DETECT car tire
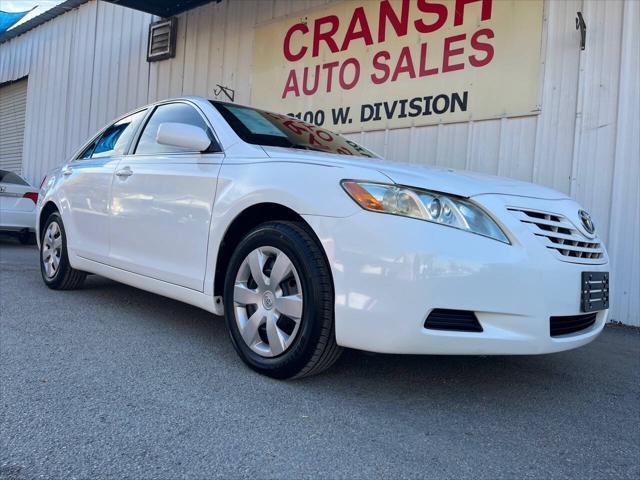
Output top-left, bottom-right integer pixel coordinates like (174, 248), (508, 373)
(40, 212), (86, 290)
(223, 221), (342, 379)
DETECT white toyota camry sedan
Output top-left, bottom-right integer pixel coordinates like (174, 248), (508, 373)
(36, 97), (610, 379)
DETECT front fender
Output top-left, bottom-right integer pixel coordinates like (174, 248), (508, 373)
(202, 159), (390, 304)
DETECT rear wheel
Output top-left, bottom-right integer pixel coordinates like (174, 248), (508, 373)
(223, 221), (342, 379)
(40, 212), (86, 290)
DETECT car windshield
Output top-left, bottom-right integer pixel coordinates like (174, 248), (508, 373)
(211, 101), (376, 158)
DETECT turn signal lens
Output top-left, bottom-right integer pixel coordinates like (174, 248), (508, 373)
(342, 181), (384, 211)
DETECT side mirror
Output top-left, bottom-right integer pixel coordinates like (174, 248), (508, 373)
(156, 122), (212, 152)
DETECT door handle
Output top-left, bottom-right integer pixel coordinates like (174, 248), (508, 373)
(115, 167), (133, 178)
(62, 166), (73, 176)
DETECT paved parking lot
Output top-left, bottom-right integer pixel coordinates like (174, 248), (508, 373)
(1, 238), (639, 479)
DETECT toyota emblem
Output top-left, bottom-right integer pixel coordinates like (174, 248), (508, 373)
(579, 210), (595, 235)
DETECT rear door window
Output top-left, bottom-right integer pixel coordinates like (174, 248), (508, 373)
(77, 110), (146, 160)
(78, 137), (99, 160)
(92, 110), (147, 158)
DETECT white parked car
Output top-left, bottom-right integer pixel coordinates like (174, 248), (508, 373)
(0, 169), (38, 244)
(36, 97), (610, 379)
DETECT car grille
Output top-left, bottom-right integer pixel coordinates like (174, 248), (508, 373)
(424, 309), (483, 332)
(550, 313), (597, 337)
(508, 208), (605, 264)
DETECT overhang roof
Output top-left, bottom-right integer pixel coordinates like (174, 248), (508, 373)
(104, 0), (218, 17)
(0, 0), (89, 44)
(0, 0), (221, 44)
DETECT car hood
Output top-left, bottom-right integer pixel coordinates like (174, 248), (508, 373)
(261, 147), (569, 200)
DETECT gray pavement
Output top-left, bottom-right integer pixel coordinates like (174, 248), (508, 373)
(1, 237), (639, 479)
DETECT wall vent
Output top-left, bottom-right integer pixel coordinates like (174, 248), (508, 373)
(147, 18), (177, 62)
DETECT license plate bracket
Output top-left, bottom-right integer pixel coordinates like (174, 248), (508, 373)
(581, 272), (609, 312)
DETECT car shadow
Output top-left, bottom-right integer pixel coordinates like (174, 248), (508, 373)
(74, 273), (617, 405)
(0, 234), (34, 246)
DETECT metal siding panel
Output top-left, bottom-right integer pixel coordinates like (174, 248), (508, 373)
(65, 2), (98, 154)
(118, 6), (151, 113)
(89, 2), (150, 129)
(435, 122), (471, 169)
(273, 0), (296, 18)
(607, 0), (640, 325)
(170, 11), (188, 97)
(384, 128), (412, 164)
(27, 25), (53, 183)
(205, 2), (228, 102)
(40, 18), (67, 182)
(232, 0), (258, 104)
(54, 15), (74, 167)
(147, 9), (185, 102)
(571, 1), (623, 244)
(116, 7), (133, 116)
(18, 32), (40, 183)
(135, 12), (151, 107)
(0, 26), (32, 82)
(468, 120), (501, 174)
(181, 8), (199, 95)
(256, 0), (276, 24)
(220, 0), (253, 104)
(90, 0), (110, 132)
(355, 130), (389, 159)
(408, 125), (440, 166)
(498, 116), (537, 182)
(532, 0), (581, 193)
(187, 2), (215, 97)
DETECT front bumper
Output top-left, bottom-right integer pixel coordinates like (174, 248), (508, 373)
(303, 195), (609, 355)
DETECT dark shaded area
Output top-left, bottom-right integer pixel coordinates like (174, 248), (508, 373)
(104, 0), (219, 17)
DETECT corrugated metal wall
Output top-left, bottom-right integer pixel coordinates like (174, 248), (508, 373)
(0, 78), (28, 173)
(0, 0), (637, 324)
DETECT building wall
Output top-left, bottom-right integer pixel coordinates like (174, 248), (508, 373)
(0, 0), (638, 324)
(0, 78), (28, 173)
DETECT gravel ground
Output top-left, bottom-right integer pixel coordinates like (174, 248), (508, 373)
(1, 238), (639, 479)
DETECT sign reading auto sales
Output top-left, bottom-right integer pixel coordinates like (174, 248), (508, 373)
(251, 0), (543, 133)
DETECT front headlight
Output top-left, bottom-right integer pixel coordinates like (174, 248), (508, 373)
(341, 180), (509, 244)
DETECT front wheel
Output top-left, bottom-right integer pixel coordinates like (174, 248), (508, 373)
(223, 221), (342, 379)
(40, 212), (86, 290)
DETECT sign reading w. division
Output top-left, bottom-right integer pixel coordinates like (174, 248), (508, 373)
(251, 0), (543, 133)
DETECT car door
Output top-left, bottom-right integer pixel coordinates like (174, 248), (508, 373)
(60, 110), (146, 263)
(108, 101), (223, 291)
